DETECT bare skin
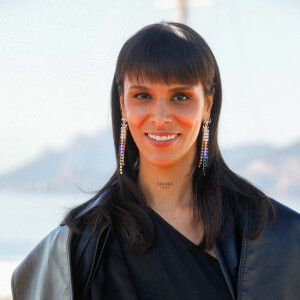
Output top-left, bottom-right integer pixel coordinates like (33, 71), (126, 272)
(120, 76), (216, 258)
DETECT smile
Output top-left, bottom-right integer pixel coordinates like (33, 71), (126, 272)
(147, 133), (179, 141)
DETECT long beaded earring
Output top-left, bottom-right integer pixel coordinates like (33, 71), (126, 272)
(198, 118), (211, 176)
(119, 117), (128, 175)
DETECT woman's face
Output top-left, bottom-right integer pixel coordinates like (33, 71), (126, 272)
(119, 76), (214, 167)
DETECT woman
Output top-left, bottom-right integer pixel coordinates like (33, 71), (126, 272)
(12, 22), (299, 300)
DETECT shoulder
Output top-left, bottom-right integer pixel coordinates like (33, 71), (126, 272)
(239, 195), (300, 237)
(239, 199), (300, 298)
(245, 197), (299, 268)
(262, 198), (300, 253)
(268, 198), (300, 233)
(247, 198), (300, 246)
(11, 225), (72, 300)
(11, 190), (113, 300)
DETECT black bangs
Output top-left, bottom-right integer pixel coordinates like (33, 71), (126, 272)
(115, 23), (216, 92)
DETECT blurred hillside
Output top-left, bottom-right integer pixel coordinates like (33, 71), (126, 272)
(0, 130), (299, 200)
(222, 143), (300, 199)
(0, 130), (116, 193)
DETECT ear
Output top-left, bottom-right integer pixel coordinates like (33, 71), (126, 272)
(118, 87), (127, 119)
(203, 88), (214, 121)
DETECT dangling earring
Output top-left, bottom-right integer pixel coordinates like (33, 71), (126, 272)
(119, 117), (128, 175)
(198, 118), (211, 176)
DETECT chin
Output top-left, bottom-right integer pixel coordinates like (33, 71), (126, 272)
(145, 156), (180, 168)
(152, 161), (175, 168)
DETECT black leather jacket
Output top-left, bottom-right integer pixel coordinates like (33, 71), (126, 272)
(71, 197), (300, 300)
(12, 195), (300, 300)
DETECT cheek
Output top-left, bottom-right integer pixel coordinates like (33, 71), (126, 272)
(173, 103), (203, 129)
(125, 101), (149, 129)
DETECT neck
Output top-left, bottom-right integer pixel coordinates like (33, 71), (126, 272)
(137, 153), (195, 212)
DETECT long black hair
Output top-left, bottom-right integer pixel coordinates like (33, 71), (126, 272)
(64, 22), (275, 252)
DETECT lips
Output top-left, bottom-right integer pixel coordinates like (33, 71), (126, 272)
(145, 132), (180, 147)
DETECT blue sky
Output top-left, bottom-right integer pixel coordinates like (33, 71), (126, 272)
(1, 0), (299, 175)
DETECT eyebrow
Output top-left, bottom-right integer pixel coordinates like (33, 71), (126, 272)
(128, 85), (195, 92)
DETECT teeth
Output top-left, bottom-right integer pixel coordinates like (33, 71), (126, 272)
(147, 133), (178, 141)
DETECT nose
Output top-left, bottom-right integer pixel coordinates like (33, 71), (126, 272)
(149, 98), (172, 127)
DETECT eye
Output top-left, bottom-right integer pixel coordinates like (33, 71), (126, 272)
(133, 93), (152, 100)
(172, 93), (190, 102)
